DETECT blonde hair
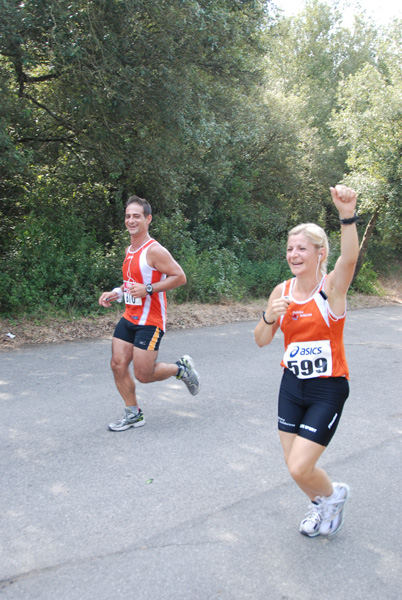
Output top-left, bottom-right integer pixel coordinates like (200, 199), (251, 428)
(288, 223), (329, 276)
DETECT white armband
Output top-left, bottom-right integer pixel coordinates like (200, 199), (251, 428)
(112, 287), (123, 303)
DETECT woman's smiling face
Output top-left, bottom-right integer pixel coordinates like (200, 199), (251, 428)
(286, 233), (321, 277)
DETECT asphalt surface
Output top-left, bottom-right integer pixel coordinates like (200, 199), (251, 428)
(1, 305), (401, 600)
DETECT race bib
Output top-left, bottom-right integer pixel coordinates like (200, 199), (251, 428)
(283, 340), (332, 379)
(123, 281), (142, 306)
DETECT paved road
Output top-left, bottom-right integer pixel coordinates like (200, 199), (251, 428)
(1, 305), (401, 600)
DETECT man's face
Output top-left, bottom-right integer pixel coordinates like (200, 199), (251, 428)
(125, 203), (152, 237)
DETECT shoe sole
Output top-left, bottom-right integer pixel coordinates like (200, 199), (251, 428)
(180, 355), (201, 396)
(299, 528), (321, 538)
(108, 419), (146, 432)
(187, 379), (201, 396)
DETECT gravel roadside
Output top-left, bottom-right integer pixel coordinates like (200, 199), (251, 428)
(1, 286), (401, 350)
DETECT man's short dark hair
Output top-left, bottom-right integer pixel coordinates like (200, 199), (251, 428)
(126, 195), (152, 217)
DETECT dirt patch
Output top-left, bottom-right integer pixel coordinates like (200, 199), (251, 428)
(0, 301), (265, 349)
(1, 281), (401, 350)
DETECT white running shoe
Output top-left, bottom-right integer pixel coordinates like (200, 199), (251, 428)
(299, 497), (326, 537)
(319, 482), (351, 536)
(108, 408), (145, 431)
(175, 355), (201, 396)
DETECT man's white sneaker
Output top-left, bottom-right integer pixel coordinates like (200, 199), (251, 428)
(108, 408), (145, 431)
(176, 355), (201, 396)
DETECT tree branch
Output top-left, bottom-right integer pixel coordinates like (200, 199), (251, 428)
(24, 73), (59, 84)
(353, 208), (379, 281)
(16, 136), (78, 145)
(22, 92), (78, 134)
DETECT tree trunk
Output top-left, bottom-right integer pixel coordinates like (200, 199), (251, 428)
(353, 209), (380, 281)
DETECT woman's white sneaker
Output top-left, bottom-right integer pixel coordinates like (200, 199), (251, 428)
(299, 497), (326, 537)
(319, 482), (350, 536)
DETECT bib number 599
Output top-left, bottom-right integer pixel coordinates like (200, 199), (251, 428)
(287, 357), (328, 378)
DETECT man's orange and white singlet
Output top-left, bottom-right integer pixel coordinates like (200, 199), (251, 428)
(122, 239), (167, 332)
(279, 276), (349, 380)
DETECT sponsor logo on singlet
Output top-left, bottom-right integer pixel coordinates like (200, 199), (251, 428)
(292, 310), (313, 319)
(289, 344), (323, 357)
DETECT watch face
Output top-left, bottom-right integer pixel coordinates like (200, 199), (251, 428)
(146, 284), (153, 294)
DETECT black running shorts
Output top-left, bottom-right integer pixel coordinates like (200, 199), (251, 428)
(278, 368), (349, 447)
(113, 317), (164, 351)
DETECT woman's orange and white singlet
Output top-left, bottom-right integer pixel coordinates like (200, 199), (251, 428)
(122, 239), (167, 332)
(279, 276), (349, 380)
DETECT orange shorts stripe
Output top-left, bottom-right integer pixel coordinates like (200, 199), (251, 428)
(148, 327), (161, 351)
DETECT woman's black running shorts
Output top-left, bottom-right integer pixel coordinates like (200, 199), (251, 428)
(278, 368), (349, 447)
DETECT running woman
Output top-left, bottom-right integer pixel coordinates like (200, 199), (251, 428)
(99, 195), (200, 432)
(254, 185), (359, 537)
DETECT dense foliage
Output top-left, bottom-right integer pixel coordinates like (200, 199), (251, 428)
(1, 0), (401, 315)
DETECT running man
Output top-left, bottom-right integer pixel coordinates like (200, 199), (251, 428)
(99, 195), (200, 431)
(254, 185), (359, 537)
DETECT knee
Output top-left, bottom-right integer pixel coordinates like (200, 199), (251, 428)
(111, 357), (128, 378)
(287, 458), (312, 483)
(134, 367), (153, 384)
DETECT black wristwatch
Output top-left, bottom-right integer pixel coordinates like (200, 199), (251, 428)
(145, 284), (154, 296)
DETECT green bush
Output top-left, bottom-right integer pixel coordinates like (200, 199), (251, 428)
(151, 210), (195, 258)
(153, 211), (247, 303)
(0, 212), (123, 315)
(1, 194), (391, 318)
(0, 204), (252, 313)
(171, 245), (245, 303)
(351, 261), (382, 295)
(327, 231), (341, 272)
(238, 258), (290, 298)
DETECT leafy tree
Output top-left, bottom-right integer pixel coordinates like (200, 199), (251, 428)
(1, 0), (401, 315)
(264, 0), (379, 224)
(0, 0), (274, 313)
(331, 41), (402, 277)
(0, 0), (270, 215)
